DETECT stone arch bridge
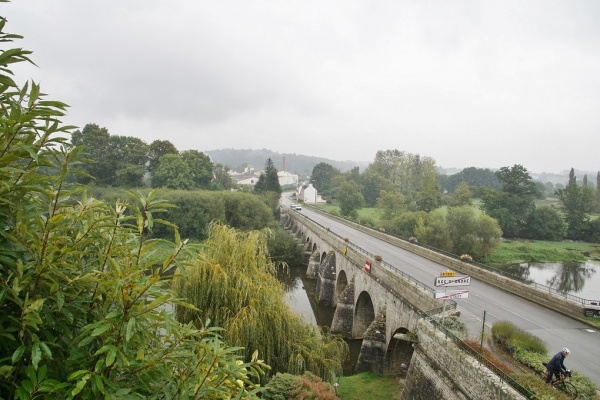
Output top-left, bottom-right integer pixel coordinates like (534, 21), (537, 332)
(282, 211), (527, 400)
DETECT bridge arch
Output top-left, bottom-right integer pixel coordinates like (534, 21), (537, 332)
(336, 270), (348, 303)
(385, 327), (415, 375)
(353, 291), (375, 338)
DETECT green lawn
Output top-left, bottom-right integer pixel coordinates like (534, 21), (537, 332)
(337, 373), (402, 400)
(482, 239), (600, 265)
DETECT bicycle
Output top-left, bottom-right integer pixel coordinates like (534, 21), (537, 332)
(541, 362), (578, 399)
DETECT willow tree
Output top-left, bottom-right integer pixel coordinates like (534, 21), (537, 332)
(174, 223), (348, 380)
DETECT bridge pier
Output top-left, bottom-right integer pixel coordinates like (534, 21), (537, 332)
(331, 279), (355, 337)
(306, 250), (320, 279)
(316, 251), (336, 306)
(355, 310), (387, 374)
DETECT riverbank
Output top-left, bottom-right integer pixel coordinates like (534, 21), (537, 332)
(481, 239), (600, 266)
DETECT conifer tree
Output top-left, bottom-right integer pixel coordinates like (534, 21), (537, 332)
(254, 157), (282, 194)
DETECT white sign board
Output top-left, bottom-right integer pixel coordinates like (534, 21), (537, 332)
(434, 275), (471, 287)
(434, 291), (470, 300)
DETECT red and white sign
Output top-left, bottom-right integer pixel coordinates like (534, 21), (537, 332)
(434, 291), (469, 300)
(364, 260), (371, 273)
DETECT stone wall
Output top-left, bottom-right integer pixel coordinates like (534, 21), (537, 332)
(402, 319), (527, 400)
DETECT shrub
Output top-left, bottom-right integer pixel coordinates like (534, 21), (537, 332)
(263, 373), (303, 400)
(460, 254), (473, 261)
(491, 321), (547, 355)
(267, 227), (305, 268)
(263, 372), (337, 400)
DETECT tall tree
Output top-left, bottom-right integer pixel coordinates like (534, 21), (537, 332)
(337, 180), (365, 216)
(181, 149), (214, 189)
(108, 135), (148, 187)
(376, 190), (407, 220)
(254, 158), (281, 194)
(148, 139), (178, 173)
(448, 181), (473, 207)
(212, 163), (234, 190)
(480, 164), (539, 237)
(367, 149), (440, 211)
(70, 123), (113, 184)
(361, 169), (394, 207)
(416, 159), (442, 211)
(556, 168), (594, 239)
(151, 154), (194, 189)
(310, 162), (340, 196)
(446, 206), (502, 258)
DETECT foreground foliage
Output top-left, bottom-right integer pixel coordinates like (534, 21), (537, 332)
(0, 18), (266, 399)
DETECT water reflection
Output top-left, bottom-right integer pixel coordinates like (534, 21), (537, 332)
(277, 265), (317, 324)
(508, 260), (600, 300)
(277, 265), (360, 375)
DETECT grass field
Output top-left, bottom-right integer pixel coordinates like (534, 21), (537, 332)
(337, 373), (402, 400)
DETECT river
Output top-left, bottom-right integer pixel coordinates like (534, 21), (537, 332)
(504, 260), (600, 301)
(277, 265), (362, 375)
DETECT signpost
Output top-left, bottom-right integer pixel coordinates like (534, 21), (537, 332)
(435, 271), (470, 328)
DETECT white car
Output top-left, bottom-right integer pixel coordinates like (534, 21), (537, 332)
(290, 204), (302, 210)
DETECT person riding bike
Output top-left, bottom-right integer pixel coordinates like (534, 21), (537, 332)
(546, 347), (570, 384)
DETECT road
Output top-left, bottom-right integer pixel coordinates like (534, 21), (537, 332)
(284, 198), (600, 386)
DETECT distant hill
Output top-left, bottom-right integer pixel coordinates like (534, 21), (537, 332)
(205, 148), (370, 177)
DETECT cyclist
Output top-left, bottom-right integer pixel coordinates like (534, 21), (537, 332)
(546, 347), (570, 384)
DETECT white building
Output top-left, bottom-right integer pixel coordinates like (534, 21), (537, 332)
(278, 171), (298, 188)
(302, 184), (319, 204)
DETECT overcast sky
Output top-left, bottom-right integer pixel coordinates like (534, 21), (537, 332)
(4, 1), (600, 173)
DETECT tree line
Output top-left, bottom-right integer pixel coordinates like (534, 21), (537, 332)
(71, 123), (234, 190)
(311, 151), (600, 258)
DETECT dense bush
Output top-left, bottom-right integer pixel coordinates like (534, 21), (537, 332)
(491, 321), (547, 355)
(263, 372), (337, 400)
(267, 226), (305, 268)
(87, 188), (277, 241)
(523, 206), (567, 241)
